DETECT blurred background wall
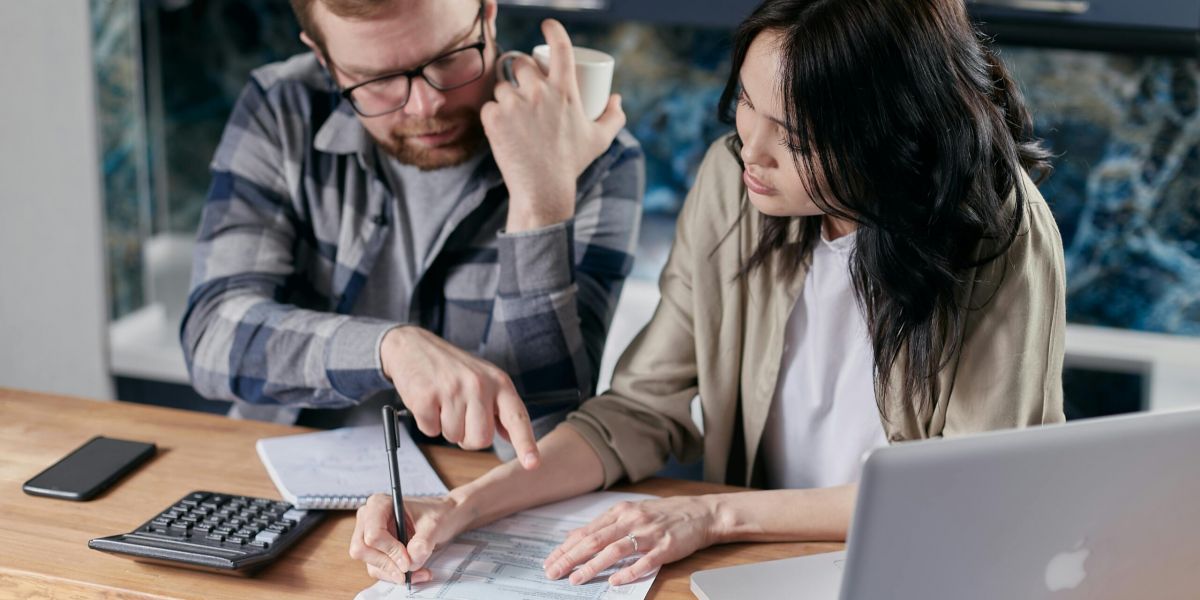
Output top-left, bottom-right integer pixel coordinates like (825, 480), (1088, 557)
(0, 1), (112, 400)
(6, 0), (1198, 419)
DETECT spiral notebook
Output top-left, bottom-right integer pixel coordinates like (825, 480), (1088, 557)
(256, 425), (449, 509)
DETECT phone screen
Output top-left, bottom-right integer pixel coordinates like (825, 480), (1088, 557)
(23, 436), (156, 500)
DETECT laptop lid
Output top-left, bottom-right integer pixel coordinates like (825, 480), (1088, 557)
(840, 408), (1200, 599)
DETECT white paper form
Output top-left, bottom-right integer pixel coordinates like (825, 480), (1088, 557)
(356, 491), (661, 600)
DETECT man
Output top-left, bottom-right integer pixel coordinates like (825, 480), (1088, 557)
(180, 0), (643, 468)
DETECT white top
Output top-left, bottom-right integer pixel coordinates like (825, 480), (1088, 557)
(760, 231), (888, 490)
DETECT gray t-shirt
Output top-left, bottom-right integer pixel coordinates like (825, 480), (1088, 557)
(353, 151), (487, 322)
(305, 151), (486, 429)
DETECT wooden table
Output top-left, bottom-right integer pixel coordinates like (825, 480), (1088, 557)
(0, 388), (842, 599)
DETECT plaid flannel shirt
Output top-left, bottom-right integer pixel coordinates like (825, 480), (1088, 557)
(181, 53), (644, 417)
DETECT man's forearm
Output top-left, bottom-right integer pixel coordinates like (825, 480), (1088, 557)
(485, 218), (595, 400)
(449, 425), (605, 531)
(183, 285), (396, 407)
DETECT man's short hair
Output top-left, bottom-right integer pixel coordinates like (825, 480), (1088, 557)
(289, 0), (395, 52)
(290, 0), (483, 55)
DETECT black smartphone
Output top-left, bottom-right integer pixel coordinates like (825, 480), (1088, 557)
(23, 436), (156, 501)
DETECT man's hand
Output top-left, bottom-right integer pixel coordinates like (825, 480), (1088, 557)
(482, 19), (627, 232)
(380, 326), (540, 469)
(349, 493), (472, 584)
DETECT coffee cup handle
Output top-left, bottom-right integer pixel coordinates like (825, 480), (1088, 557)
(496, 51), (540, 87)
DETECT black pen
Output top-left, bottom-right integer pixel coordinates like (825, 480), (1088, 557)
(382, 406), (411, 594)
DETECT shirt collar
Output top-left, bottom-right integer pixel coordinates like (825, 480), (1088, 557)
(314, 99), (374, 157)
(819, 229), (857, 257)
(313, 98), (505, 191)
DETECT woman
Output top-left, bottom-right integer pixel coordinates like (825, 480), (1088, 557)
(350, 0), (1066, 587)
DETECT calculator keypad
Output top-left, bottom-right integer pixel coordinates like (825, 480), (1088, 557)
(137, 492), (300, 552)
(90, 490), (324, 574)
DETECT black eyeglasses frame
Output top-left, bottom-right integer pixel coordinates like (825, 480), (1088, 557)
(334, 4), (489, 118)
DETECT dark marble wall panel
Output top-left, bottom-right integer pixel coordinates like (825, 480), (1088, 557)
(92, 0), (151, 319)
(153, 0), (304, 231)
(1002, 49), (1200, 336)
(93, 1), (1200, 338)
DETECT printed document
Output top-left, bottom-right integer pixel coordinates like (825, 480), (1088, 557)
(356, 491), (660, 600)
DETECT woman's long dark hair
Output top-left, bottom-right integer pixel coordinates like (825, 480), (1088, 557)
(720, 0), (1052, 419)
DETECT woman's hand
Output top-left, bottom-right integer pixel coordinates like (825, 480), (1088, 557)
(542, 495), (722, 586)
(348, 493), (475, 584)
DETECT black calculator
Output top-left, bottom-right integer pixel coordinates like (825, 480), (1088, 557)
(89, 491), (324, 575)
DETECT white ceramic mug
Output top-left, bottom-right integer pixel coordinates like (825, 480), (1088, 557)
(497, 47), (615, 121)
(532, 45), (614, 121)
(498, 46), (614, 120)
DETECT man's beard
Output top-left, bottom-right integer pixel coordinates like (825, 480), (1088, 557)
(372, 108), (486, 170)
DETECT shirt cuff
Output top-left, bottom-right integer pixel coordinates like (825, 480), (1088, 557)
(324, 317), (399, 401)
(496, 219), (575, 297)
(561, 416), (628, 489)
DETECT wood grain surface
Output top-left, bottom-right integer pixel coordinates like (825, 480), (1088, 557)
(0, 388), (841, 599)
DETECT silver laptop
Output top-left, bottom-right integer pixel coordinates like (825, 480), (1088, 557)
(691, 408), (1200, 599)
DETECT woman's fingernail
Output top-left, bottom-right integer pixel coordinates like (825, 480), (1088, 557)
(522, 452), (539, 468)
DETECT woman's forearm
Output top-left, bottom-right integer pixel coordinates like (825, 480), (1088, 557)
(450, 424), (606, 531)
(707, 484), (858, 544)
(447, 426), (855, 547)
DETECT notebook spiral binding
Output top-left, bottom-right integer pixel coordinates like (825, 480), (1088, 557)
(295, 492), (441, 509)
(296, 495), (370, 510)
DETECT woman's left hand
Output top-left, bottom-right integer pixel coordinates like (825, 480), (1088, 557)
(542, 495), (721, 586)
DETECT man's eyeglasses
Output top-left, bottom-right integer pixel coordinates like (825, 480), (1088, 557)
(336, 5), (488, 118)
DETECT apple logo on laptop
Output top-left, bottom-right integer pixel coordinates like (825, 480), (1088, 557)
(1045, 541), (1090, 592)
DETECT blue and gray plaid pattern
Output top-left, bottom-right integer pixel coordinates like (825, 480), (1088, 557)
(181, 53), (644, 415)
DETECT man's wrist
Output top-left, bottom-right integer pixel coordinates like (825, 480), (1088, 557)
(505, 188), (575, 232)
(379, 325), (418, 381)
(506, 211), (568, 232)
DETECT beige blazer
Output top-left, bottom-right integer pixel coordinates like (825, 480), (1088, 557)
(564, 136), (1067, 488)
